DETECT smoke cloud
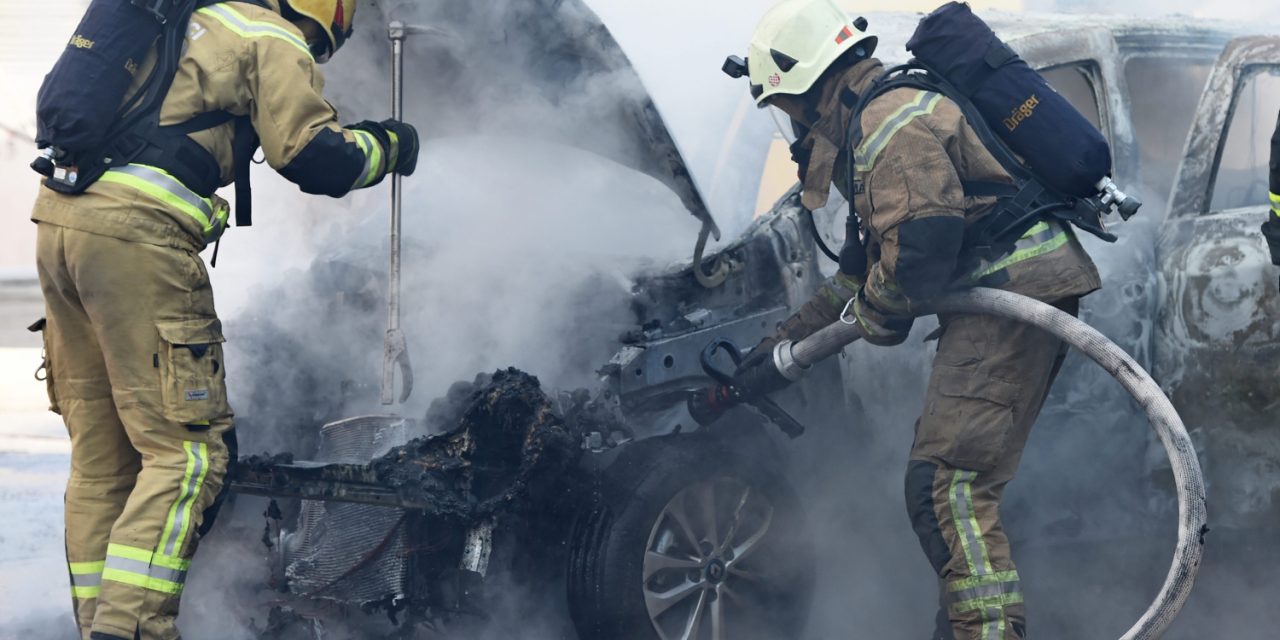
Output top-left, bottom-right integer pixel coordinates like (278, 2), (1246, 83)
(195, 0), (1280, 638)
(10, 0), (1278, 638)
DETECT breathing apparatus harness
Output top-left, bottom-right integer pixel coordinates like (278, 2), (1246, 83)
(835, 62), (1138, 278)
(33, 0), (270, 235)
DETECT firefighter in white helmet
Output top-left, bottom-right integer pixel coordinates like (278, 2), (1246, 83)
(727, 1), (1101, 638)
(30, 1), (419, 638)
(1263, 109), (1280, 283)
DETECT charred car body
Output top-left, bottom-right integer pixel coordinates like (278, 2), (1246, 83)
(226, 3), (1279, 639)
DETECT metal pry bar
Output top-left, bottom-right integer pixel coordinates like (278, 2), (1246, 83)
(381, 21), (452, 405)
(382, 21), (413, 405)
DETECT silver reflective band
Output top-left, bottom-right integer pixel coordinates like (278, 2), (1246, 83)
(104, 555), (188, 586)
(952, 470), (989, 576)
(949, 579), (1021, 605)
(70, 572), (102, 588)
(163, 441), (208, 556)
(984, 607), (1004, 640)
(108, 165), (215, 224)
(856, 91), (944, 172)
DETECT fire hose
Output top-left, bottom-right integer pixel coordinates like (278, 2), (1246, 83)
(687, 287), (1205, 640)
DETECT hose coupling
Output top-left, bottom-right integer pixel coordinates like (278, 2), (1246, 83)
(772, 339), (810, 382)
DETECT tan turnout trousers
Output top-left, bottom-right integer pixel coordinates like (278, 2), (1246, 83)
(35, 223), (233, 640)
(906, 298), (1077, 640)
(779, 58), (1103, 640)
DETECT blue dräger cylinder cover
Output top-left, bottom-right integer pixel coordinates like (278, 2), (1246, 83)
(906, 2), (1112, 198)
(35, 0), (166, 154)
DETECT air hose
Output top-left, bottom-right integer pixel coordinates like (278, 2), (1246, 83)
(692, 287), (1205, 639)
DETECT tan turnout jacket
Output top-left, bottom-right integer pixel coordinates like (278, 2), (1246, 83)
(32, 0), (389, 250)
(776, 59), (1101, 341)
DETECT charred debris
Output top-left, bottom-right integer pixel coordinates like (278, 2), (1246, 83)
(230, 369), (633, 629)
(235, 368), (622, 520)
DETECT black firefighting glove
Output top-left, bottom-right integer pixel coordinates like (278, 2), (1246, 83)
(1263, 205), (1280, 287)
(381, 119), (419, 176)
(349, 119), (420, 177)
(1259, 209), (1280, 267)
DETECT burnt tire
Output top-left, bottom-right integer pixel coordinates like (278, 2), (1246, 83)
(568, 433), (814, 640)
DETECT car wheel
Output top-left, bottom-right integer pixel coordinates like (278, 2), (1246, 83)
(568, 433), (814, 640)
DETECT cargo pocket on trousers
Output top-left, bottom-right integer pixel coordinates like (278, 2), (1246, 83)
(929, 366), (1020, 472)
(155, 318), (230, 425)
(28, 318), (60, 415)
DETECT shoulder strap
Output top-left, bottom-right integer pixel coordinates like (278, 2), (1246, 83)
(165, 110), (237, 135)
(840, 66), (940, 231)
(962, 181), (1018, 198)
(196, 0), (272, 8)
(232, 116), (260, 227)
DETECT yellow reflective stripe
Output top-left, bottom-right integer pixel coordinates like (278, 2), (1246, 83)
(159, 442), (210, 558)
(855, 91), (944, 172)
(102, 545), (186, 593)
(351, 129), (384, 188)
(69, 560), (105, 574)
(101, 567), (184, 595)
(198, 4), (312, 59)
(948, 570), (1020, 592)
(952, 591), (1025, 613)
(103, 544), (189, 595)
(69, 559), (104, 599)
(967, 223), (1069, 283)
(1021, 221), (1050, 237)
(1270, 192), (1280, 216)
(980, 604), (1009, 640)
(949, 470), (994, 577)
(99, 168), (211, 229)
(106, 543), (152, 563)
(387, 130), (400, 173)
(106, 544), (191, 571)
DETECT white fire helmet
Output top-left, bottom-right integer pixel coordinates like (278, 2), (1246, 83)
(744, 0), (877, 105)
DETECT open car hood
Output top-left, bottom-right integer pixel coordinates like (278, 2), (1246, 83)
(361, 0), (719, 241)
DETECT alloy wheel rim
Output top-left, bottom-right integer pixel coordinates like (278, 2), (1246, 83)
(642, 476), (777, 640)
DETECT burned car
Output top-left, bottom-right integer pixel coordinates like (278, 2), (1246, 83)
(222, 4), (1277, 640)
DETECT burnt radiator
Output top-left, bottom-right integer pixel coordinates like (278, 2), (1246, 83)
(282, 415), (413, 605)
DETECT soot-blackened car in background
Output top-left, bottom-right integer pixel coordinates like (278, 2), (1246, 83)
(223, 5), (1278, 639)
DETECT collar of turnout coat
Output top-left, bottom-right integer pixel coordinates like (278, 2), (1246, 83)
(794, 59), (884, 211)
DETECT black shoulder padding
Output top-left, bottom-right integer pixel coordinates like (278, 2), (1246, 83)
(895, 215), (966, 300)
(279, 128), (365, 197)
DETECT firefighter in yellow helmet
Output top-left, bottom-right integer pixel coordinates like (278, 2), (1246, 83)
(29, 1), (418, 638)
(729, 1), (1101, 638)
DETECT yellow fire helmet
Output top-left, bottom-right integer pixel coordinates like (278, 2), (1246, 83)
(743, 0), (877, 105)
(284, 0), (357, 62)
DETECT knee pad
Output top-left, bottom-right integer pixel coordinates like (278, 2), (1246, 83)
(905, 460), (952, 575)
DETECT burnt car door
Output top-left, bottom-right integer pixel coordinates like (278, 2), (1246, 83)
(1157, 35), (1280, 530)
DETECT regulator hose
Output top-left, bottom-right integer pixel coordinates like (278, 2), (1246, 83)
(785, 287), (1205, 640)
